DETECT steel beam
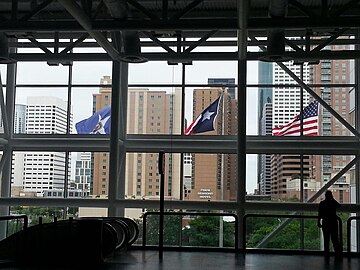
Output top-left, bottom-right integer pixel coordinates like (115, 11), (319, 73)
(0, 197), (358, 215)
(11, 50), (360, 62)
(5, 135), (360, 155)
(58, 0), (123, 62)
(2, 17), (360, 32)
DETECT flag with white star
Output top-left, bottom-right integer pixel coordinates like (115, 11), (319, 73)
(184, 95), (222, 135)
(76, 106), (111, 134)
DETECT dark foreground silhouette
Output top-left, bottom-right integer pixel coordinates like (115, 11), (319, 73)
(0, 217), (139, 266)
(318, 190), (342, 254)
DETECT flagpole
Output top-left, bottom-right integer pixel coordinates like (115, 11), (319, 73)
(299, 63), (305, 250)
(219, 90), (224, 248)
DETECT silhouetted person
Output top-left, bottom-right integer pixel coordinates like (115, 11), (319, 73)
(317, 190), (341, 255)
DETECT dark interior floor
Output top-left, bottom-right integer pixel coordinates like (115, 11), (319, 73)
(1, 250), (359, 270)
(102, 250), (359, 270)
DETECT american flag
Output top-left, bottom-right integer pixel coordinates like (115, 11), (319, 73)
(272, 100), (319, 136)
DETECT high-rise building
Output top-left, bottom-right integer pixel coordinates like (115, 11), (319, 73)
(92, 76), (182, 199)
(11, 104), (27, 196)
(187, 88), (237, 201)
(311, 45), (352, 203)
(22, 96), (71, 196)
(183, 153), (192, 199)
(14, 104), (26, 134)
(91, 76), (111, 196)
(74, 152), (91, 197)
(257, 61), (273, 195)
(259, 102), (272, 195)
(271, 62), (312, 199)
(208, 78), (236, 99)
(258, 62), (273, 120)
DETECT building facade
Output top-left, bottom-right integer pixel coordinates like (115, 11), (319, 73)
(22, 96), (71, 196)
(92, 76), (182, 199)
(187, 88), (237, 201)
(311, 45), (352, 203)
(259, 102), (272, 195)
(271, 62), (312, 199)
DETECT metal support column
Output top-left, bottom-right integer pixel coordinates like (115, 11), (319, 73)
(158, 150), (165, 260)
(0, 39), (17, 239)
(355, 29), (360, 252)
(237, 0), (248, 250)
(108, 60), (128, 217)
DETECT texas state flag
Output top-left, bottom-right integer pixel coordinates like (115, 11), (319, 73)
(184, 95), (222, 135)
(76, 106), (111, 134)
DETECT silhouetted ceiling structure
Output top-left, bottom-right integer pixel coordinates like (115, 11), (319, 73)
(1, 0), (360, 63)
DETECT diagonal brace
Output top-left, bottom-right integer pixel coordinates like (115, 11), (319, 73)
(278, 62), (360, 138)
(184, 30), (217, 53)
(256, 157), (358, 248)
(142, 31), (175, 54)
(312, 28), (349, 52)
(170, 0), (204, 21)
(21, 0), (54, 21)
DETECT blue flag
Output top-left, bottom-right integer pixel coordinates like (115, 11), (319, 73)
(76, 106), (111, 134)
(184, 95), (222, 135)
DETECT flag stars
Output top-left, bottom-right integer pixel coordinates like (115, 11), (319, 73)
(201, 110), (215, 122)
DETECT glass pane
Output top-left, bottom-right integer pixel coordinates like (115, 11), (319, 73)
(129, 61), (182, 84)
(143, 211), (236, 249)
(10, 206), (67, 226)
(127, 88), (181, 135)
(12, 151), (67, 198)
(245, 213), (321, 251)
(71, 86), (110, 135)
(17, 62), (68, 84)
(125, 152), (180, 200)
(15, 88), (69, 134)
(71, 151), (109, 198)
(72, 61), (111, 84)
(255, 153), (353, 203)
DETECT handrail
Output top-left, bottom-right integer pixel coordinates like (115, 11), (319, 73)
(243, 213), (342, 251)
(0, 215), (28, 231)
(142, 211), (238, 251)
(346, 216), (360, 253)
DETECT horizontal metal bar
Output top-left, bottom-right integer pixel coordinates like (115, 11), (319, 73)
(10, 38), (360, 50)
(5, 135), (360, 155)
(0, 197), (359, 213)
(11, 49), (360, 62)
(2, 17), (360, 31)
(12, 83), (356, 88)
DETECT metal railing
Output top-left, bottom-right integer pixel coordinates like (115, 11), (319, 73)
(346, 216), (360, 253)
(142, 211), (239, 251)
(243, 213), (343, 251)
(0, 215), (28, 231)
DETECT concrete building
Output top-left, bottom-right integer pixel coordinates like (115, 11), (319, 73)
(14, 104), (26, 134)
(11, 104), (27, 195)
(271, 62), (312, 199)
(208, 78), (236, 99)
(187, 88), (237, 201)
(257, 62), (273, 195)
(259, 103), (272, 195)
(183, 153), (192, 199)
(92, 76), (182, 199)
(73, 152), (91, 197)
(22, 96), (70, 196)
(311, 48), (352, 203)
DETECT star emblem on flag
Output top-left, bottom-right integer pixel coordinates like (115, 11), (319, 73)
(91, 115), (111, 134)
(76, 106), (111, 134)
(184, 95), (222, 135)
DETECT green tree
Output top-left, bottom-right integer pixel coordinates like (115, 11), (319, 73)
(144, 213), (182, 246)
(183, 216), (235, 247)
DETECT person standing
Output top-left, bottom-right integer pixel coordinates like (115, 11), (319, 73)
(317, 190), (342, 255)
